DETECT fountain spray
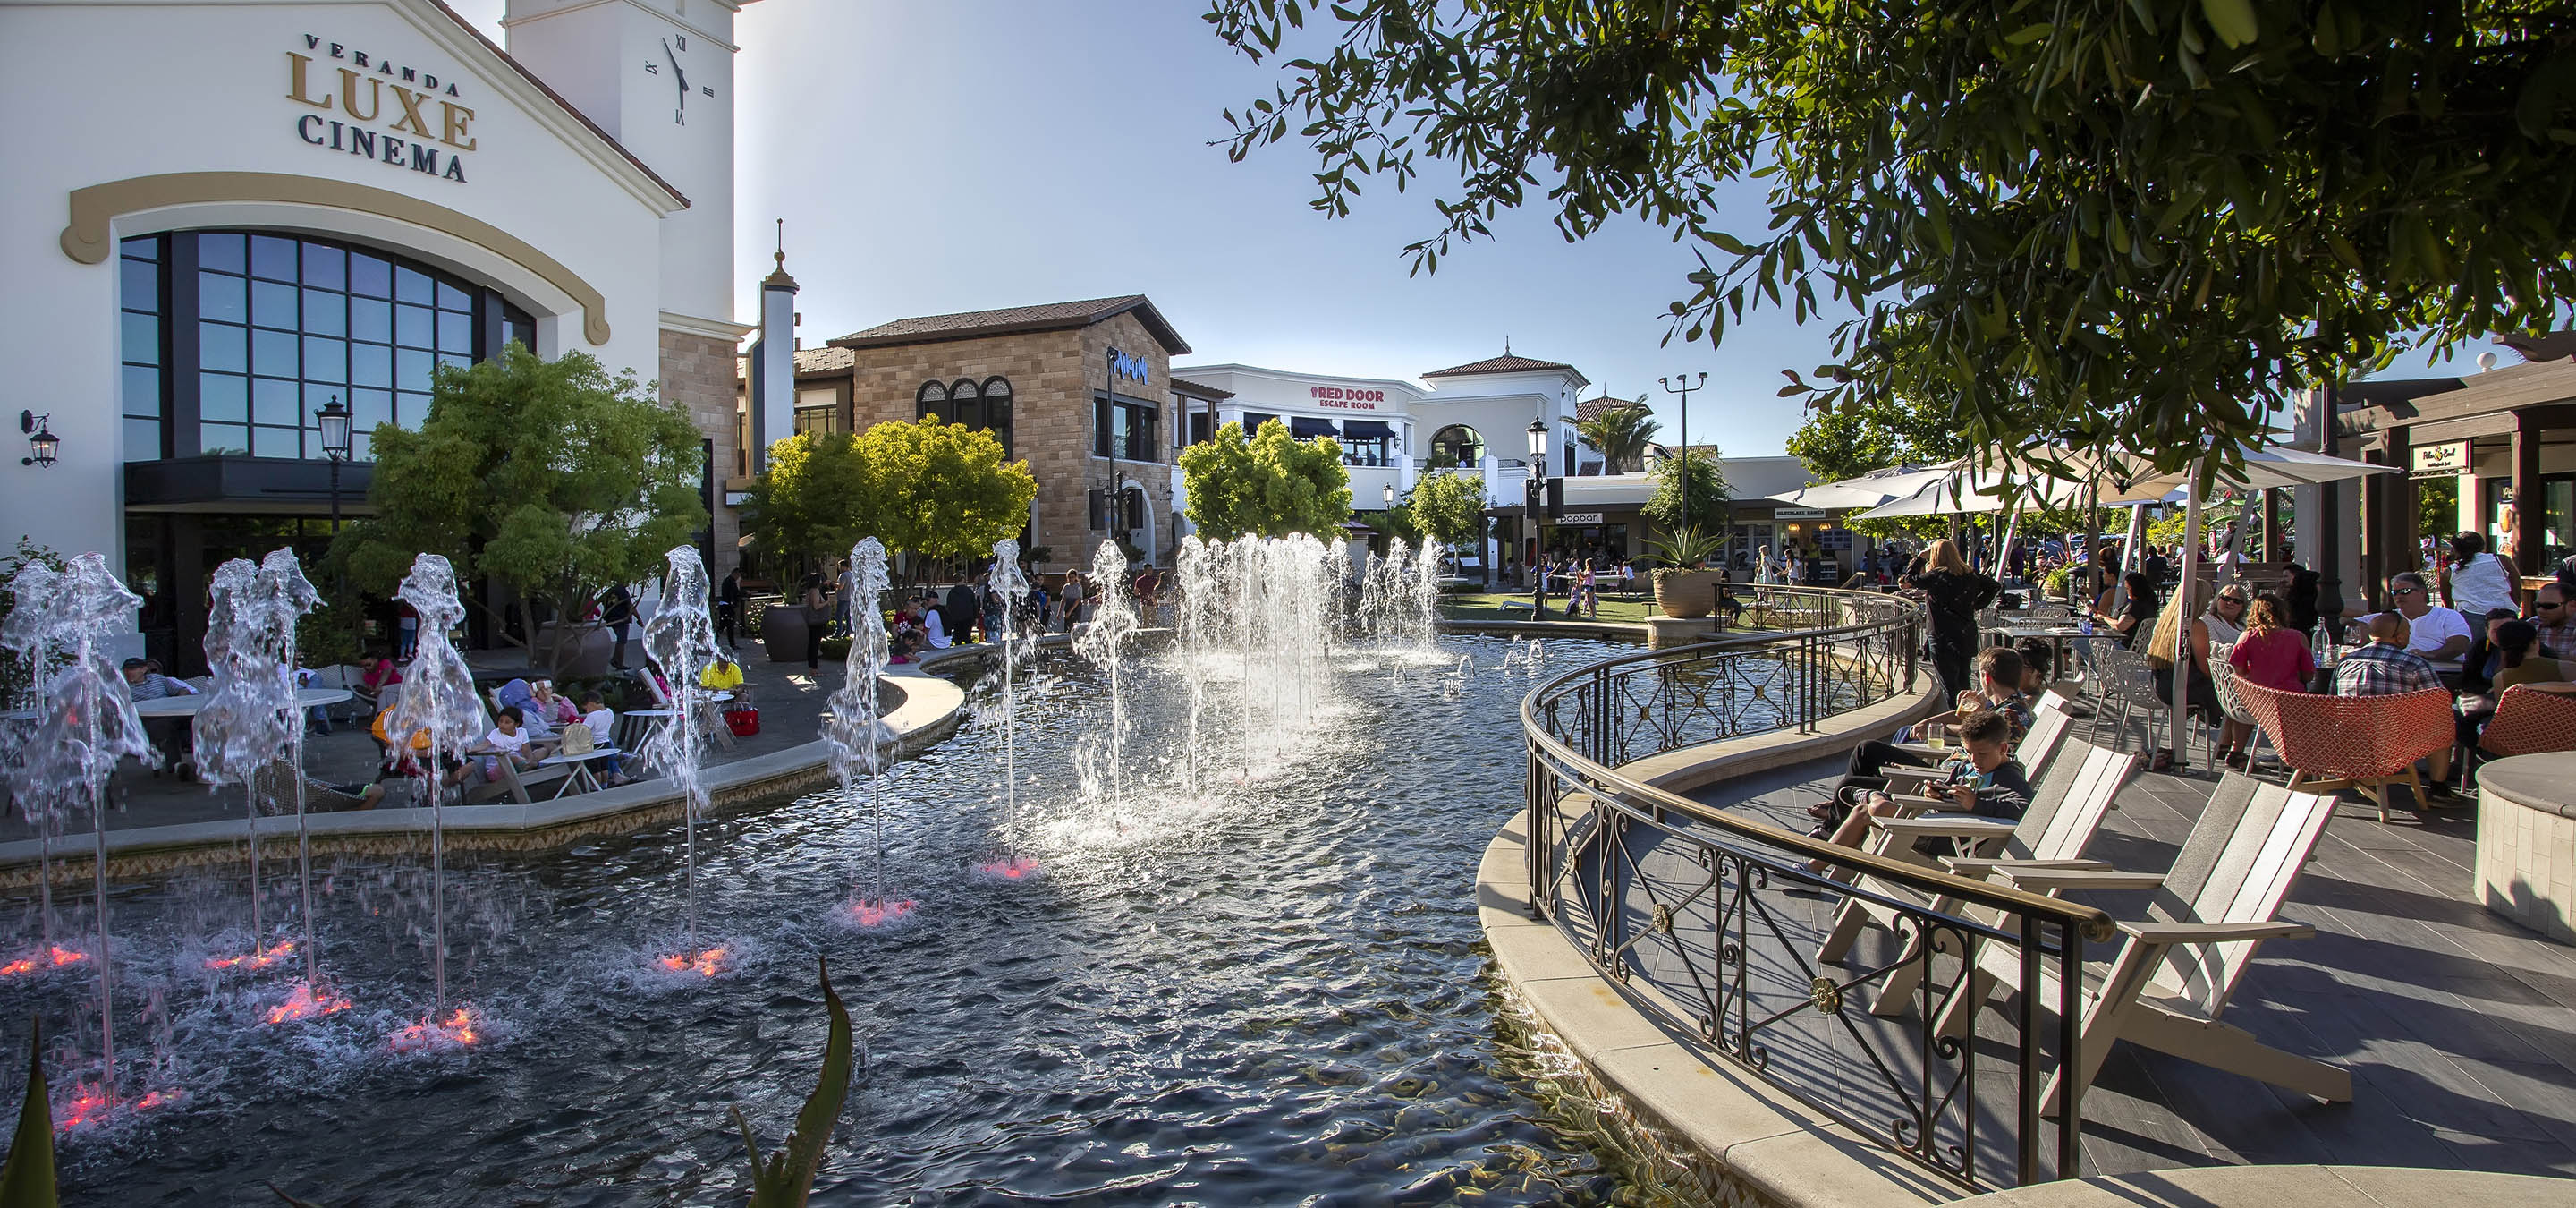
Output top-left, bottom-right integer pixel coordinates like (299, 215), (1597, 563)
(979, 540), (1035, 879)
(386, 554), (486, 1045)
(0, 559), (67, 964)
(1072, 541), (1140, 821)
(824, 538), (910, 926)
(20, 556), (157, 1113)
(191, 551), (319, 985)
(641, 546), (723, 967)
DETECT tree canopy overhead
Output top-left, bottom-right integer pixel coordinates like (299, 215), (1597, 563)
(1179, 418), (1355, 540)
(1208, 0), (2576, 481)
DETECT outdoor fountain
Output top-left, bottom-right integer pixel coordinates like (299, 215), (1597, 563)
(823, 537), (911, 928)
(1072, 540), (1141, 824)
(0, 558), (76, 974)
(192, 550), (326, 1000)
(16, 555), (159, 1119)
(641, 545), (728, 974)
(973, 540), (1037, 880)
(382, 553), (489, 1050)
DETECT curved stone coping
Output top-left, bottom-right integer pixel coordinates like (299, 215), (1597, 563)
(1952, 1164), (2571, 1208)
(2476, 751), (2576, 820)
(0, 640), (1055, 883)
(1478, 667), (1950, 1208)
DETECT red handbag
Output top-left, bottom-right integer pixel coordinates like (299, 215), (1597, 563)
(724, 708), (760, 736)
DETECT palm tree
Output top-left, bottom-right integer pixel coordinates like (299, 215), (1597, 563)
(1576, 398), (1662, 473)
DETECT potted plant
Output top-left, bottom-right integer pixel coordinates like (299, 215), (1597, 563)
(1647, 526), (1730, 618)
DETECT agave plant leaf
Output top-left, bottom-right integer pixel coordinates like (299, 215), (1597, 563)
(0, 1020), (55, 1208)
(1645, 525), (1727, 567)
(740, 957), (853, 1208)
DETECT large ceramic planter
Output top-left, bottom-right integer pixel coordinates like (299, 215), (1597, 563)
(761, 603), (811, 664)
(1653, 569), (1726, 618)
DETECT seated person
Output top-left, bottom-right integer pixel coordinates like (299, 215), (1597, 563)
(1815, 649), (2026, 828)
(920, 601), (953, 650)
(699, 652), (749, 704)
(577, 693), (631, 785)
(2013, 638), (2055, 698)
(526, 678), (581, 727)
(2335, 611), (2461, 801)
(889, 608), (928, 662)
(459, 705), (550, 787)
(492, 678), (555, 738)
(354, 651), (402, 710)
(2346, 571), (2470, 660)
(122, 657), (201, 776)
(1809, 710), (2034, 872)
(121, 657), (197, 700)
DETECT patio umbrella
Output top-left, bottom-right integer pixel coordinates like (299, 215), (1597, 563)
(1850, 464), (2089, 520)
(1767, 464), (1961, 511)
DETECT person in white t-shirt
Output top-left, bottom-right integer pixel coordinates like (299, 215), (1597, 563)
(577, 693), (630, 784)
(464, 706), (547, 784)
(2351, 571), (2471, 660)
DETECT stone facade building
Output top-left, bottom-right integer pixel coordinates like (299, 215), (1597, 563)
(750, 295), (1191, 574)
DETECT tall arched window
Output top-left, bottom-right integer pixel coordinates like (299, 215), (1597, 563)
(981, 376), (1013, 459)
(117, 229), (534, 462)
(1428, 424), (1486, 469)
(916, 379), (950, 422)
(948, 377), (983, 431)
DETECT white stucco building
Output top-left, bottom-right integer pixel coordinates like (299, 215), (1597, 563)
(0, 0), (772, 669)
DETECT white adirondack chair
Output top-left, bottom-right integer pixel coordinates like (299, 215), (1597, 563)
(1813, 722), (2125, 967)
(1936, 773), (2348, 1110)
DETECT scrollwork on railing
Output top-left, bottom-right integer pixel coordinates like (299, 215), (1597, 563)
(1519, 584), (2102, 1190)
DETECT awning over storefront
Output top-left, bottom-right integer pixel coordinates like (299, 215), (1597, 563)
(1240, 412), (1277, 432)
(1290, 416), (1339, 438)
(1343, 420), (1395, 438)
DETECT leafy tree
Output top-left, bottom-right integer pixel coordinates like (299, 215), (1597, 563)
(739, 431), (875, 574)
(1644, 448), (1729, 533)
(743, 420), (1038, 577)
(332, 345), (705, 670)
(1179, 419), (1354, 540)
(1783, 396), (1964, 488)
(1406, 471), (1490, 548)
(1575, 400), (1660, 473)
(1209, 0), (2576, 484)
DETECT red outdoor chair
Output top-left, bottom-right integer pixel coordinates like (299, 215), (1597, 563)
(2233, 679), (2454, 823)
(2477, 685), (2576, 761)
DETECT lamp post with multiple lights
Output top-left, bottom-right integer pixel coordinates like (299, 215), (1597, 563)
(1526, 418), (1549, 617)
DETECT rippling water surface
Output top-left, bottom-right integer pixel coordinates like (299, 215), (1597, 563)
(7, 634), (1683, 1206)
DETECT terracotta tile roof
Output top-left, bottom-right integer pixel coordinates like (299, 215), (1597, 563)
(1575, 394), (1647, 421)
(828, 295), (1190, 354)
(1424, 353), (1578, 379)
(794, 346), (854, 375)
(1170, 375), (1234, 400)
(424, 1), (688, 208)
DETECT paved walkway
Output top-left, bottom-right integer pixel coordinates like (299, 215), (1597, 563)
(4, 640), (981, 840)
(1684, 755), (2576, 1182)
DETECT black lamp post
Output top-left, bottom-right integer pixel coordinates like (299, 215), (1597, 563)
(1526, 418), (1549, 617)
(1659, 371), (1708, 532)
(18, 411), (57, 468)
(318, 395), (352, 637)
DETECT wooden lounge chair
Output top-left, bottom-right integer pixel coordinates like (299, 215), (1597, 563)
(2233, 679), (2452, 822)
(1816, 733), (2135, 970)
(1938, 772), (2348, 1110)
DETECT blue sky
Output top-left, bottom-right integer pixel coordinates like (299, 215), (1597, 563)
(450, 0), (1834, 455)
(451, 1), (2501, 459)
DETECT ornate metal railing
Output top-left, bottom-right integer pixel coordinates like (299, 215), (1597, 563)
(1520, 583), (2109, 1190)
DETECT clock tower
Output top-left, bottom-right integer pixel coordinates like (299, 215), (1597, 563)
(497, 0), (750, 330)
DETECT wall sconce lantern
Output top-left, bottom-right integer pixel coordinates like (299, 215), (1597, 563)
(19, 412), (57, 468)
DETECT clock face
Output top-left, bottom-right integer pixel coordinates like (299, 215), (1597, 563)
(645, 33), (716, 125)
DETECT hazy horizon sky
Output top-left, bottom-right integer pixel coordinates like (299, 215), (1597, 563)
(449, 1), (2502, 461)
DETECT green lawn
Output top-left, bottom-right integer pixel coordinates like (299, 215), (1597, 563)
(1439, 591), (1657, 624)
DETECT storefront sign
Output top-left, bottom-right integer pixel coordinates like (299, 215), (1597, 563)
(1773, 506), (1826, 520)
(286, 37), (474, 183)
(1107, 347), (1150, 383)
(2410, 439), (2469, 478)
(1308, 385), (1385, 411)
(1557, 511), (1605, 525)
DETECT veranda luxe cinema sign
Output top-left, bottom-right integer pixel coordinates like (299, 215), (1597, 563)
(284, 36), (476, 183)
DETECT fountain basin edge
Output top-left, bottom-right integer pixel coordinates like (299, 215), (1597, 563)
(0, 642), (999, 885)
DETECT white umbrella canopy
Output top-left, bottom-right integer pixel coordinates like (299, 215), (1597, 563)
(2093, 444), (2397, 505)
(1852, 463), (2090, 519)
(1767, 464), (1961, 510)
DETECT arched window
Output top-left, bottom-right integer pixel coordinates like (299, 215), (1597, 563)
(1428, 424), (1485, 469)
(117, 229), (533, 462)
(981, 376), (1013, 459)
(948, 377), (983, 431)
(916, 379), (949, 423)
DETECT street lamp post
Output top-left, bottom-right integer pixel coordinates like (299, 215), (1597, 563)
(1526, 418), (1549, 618)
(318, 395), (352, 642)
(1659, 372), (1708, 533)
